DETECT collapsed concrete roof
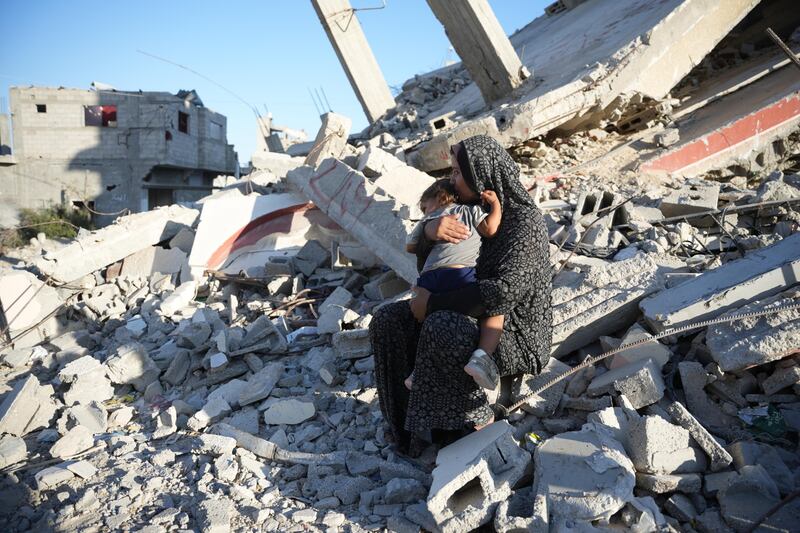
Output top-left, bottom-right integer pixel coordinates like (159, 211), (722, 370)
(401, 0), (760, 171)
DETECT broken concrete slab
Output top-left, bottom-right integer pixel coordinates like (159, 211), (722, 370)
(552, 254), (683, 356)
(659, 180), (720, 218)
(287, 160), (417, 283)
(35, 465), (75, 490)
(120, 246), (187, 279)
(718, 464), (800, 532)
(0, 270), (63, 342)
(187, 191), (313, 277)
(642, 66), (800, 179)
(706, 289), (800, 372)
(678, 361), (737, 432)
(642, 233), (800, 333)
(762, 364), (800, 395)
(610, 323), (672, 369)
(665, 401), (733, 472)
(332, 329), (371, 359)
(187, 398), (232, 431)
(34, 205), (198, 283)
(58, 355), (114, 406)
(511, 357), (571, 417)
(305, 112), (352, 168)
(727, 441), (795, 496)
(635, 472), (702, 494)
(50, 425), (94, 459)
(0, 435), (26, 468)
(250, 151), (305, 177)
(533, 427), (634, 523)
(104, 343), (160, 392)
(293, 239), (329, 277)
(408, 0), (761, 172)
(356, 143), (406, 178)
(372, 164), (435, 220)
(587, 358), (665, 409)
(628, 415), (707, 474)
(0, 375), (58, 437)
(427, 420), (530, 533)
(239, 362), (283, 406)
(262, 398), (315, 425)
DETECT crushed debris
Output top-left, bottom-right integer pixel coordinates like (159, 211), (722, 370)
(2, 2), (800, 532)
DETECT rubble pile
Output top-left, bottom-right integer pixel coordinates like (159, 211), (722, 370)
(1, 101), (800, 532)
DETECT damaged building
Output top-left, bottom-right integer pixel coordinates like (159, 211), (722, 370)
(0, 85), (237, 226)
(1, 0), (800, 532)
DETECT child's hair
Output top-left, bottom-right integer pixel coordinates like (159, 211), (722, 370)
(420, 179), (456, 212)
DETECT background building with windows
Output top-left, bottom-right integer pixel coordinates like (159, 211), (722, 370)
(0, 85), (237, 226)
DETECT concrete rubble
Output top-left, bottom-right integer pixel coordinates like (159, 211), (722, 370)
(2, 2), (800, 532)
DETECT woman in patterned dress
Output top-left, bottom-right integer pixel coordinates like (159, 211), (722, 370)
(369, 134), (552, 454)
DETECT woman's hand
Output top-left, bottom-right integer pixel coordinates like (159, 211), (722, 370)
(409, 286), (431, 322)
(424, 214), (470, 243)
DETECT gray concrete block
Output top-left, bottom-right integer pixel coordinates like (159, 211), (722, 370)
(666, 401), (733, 471)
(239, 362), (283, 406)
(533, 427), (634, 523)
(628, 415), (707, 475)
(660, 180), (719, 218)
(641, 233), (800, 334)
(587, 358), (664, 409)
(552, 255), (683, 356)
(287, 161), (417, 283)
(0, 375), (57, 437)
(332, 328), (371, 359)
(0, 435), (27, 468)
(427, 421), (530, 533)
(635, 472), (702, 494)
(511, 357), (571, 417)
(104, 342), (160, 392)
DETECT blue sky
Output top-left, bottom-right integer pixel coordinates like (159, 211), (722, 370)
(1, 1), (550, 163)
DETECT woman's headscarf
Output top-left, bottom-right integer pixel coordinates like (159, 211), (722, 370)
(451, 135), (534, 208)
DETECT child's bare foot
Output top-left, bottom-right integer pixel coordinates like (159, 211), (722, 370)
(474, 415), (495, 431)
(404, 373), (414, 391)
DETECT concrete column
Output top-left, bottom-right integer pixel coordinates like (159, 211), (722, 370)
(0, 114), (12, 156)
(427, 0), (527, 103)
(311, 0), (396, 123)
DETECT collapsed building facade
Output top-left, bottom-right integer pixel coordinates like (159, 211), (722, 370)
(0, 86), (237, 226)
(1, 0), (800, 532)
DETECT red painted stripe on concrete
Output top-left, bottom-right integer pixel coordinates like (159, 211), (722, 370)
(642, 92), (800, 174)
(206, 203), (312, 269)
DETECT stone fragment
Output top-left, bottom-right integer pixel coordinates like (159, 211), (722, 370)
(428, 421), (530, 533)
(363, 270), (411, 300)
(193, 434), (237, 456)
(214, 453), (239, 482)
(318, 362), (340, 386)
(318, 286), (354, 315)
(317, 305), (359, 334)
(294, 240), (329, 276)
(65, 459), (98, 479)
(239, 315), (287, 353)
(0, 435), (27, 468)
(610, 323), (672, 369)
(0, 375), (58, 436)
(716, 465), (800, 532)
(664, 493), (698, 522)
(660, 180), (719, 218)
(239, 363), (283, 406)
(104, 343), (160, 392)
(727, 441), (795, 495)
(628, 415), (707, 474)
(187, 398), (232, 431)
(512, 357), (570, 417)
(635, 472), (702, 494)
(195, 497), (233, 533)
(35, 466), (75, 489)
(62, 402), (107, 434)
(332, 329), (371, 359)
(586, 406), (640, 447)
(678, 361), (735, 430)
(704, 471), (738, 496)
(533, 427), (634, 523)
(59, 356), (115, 406)
(163, 349), (191, 385)
(153, 406), (178, 440)
(304, 112), (351, 168)
(50, 425), (94, 459)
(587, 358), (664, 409)
(762, 364), (800, 395)
(665, 401), (733, 471)
(385, 478), (427, 504)
(108, 406), (134, 429)
(262, 399), (315, 425)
